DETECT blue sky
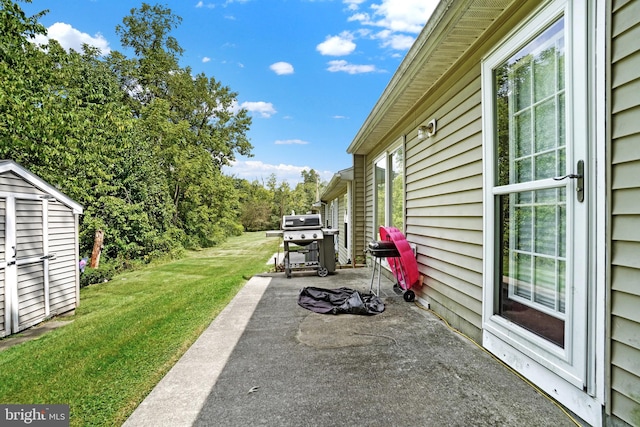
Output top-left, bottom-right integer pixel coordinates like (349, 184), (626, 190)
(21, 0), (438, 186)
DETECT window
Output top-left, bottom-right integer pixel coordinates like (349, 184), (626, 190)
(373, 144), (404, 238)
(493, 17), (567, 346)
(343, 193), (348, 249)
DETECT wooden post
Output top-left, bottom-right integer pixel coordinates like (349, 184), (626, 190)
(90, 230), (104, 268)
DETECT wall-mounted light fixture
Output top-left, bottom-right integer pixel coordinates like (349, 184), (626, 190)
(417, 119), (437, 140)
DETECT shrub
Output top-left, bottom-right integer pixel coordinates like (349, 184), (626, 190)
(80, 265), (117, 288)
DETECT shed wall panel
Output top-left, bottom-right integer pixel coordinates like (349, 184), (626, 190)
(48, 203), (77, 315)
(0, 198), (5, 261)
(0, 172), (45, 195)
(0, 269), (4, 337)
(16, 199), (43, 259)
(17, 263), (45, 329)
(610, 0), (640, 422)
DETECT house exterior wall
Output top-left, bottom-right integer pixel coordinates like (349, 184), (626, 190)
(352, 155), (367, 265)
(347, 0), (640, 423)
(609, 0), (640, 424)
(406, 72), (484, 341)
(361, 2), (534, 341)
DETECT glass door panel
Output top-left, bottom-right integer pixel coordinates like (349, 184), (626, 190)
(495, 17), (567, 348)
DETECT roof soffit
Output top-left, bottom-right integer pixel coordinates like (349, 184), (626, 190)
(347, 0), (516, 155)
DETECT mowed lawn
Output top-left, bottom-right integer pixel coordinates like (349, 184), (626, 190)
(0, 232), (281, 427)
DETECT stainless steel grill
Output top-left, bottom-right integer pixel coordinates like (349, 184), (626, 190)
(267, 214), (338, 278)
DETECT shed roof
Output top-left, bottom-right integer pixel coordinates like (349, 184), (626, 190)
(0, 160), (84, 214)
(347, 0), (517, 155)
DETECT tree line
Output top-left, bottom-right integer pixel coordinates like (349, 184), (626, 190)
(0, 0), (324, 269)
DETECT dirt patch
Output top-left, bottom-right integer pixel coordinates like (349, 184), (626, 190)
(296, 308), (403, 349)
(0, 318), (73, 352)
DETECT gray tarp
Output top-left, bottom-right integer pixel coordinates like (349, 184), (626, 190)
(297, 287), (385, 315)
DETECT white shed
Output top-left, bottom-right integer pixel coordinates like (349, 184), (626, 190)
(0, 160), (83, 337)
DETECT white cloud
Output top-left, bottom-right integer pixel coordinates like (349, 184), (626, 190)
(223, 160), (333, 186)
(343, 0), (366, 11)
(202, 56), (211, 63)
(196, 1), (217, 7)
(316, 31), (356, 56)
(380, 33), (416, 50)
(270, 61), (294, 75)
(332, 115), (348, 119)
(239, 101), (277, 118)
(326, 60), (376, 74)
(348, 12), (369, 23)
(275, 139), (309, 145)
(369, 0), (438, 34)
(346, 0), (438, 51)
(33, 22), (111, 55)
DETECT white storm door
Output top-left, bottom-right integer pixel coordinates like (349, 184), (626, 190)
(482, 0), (591, 394)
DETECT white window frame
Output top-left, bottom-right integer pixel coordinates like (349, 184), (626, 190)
(372, 138), (405, 238)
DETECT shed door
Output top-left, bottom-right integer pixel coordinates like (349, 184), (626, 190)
(4, 197), (49, 334)
(16, 198), (47, 331)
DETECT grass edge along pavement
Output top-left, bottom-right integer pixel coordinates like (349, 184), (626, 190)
(0, 231), (281, 427)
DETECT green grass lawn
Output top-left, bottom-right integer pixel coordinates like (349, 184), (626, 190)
(0, 232), (281, 427)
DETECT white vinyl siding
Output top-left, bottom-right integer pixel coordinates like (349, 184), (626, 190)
(0, 197), (4, 336)
(0, 163), (81, 337)
(0, 171), (45, 195)
(15, 199), (46, 330)
(0, 268), (4, 337)
(48, 203), (78, 315)
(610, 0), (640, 424)
(16, 199), (44, 259)
(17, 263), (45, 330)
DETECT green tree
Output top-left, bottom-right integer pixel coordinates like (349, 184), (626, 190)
(267, 173), (291, 228)
(0, 0), (259, 264)
(290, 169), (323, 215)
(0, 1), (183, 263)
(113, 3), (252, 247)
(237, 179), (273, 232)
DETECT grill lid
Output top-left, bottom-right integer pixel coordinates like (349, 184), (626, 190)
(282, 214), (322, 230)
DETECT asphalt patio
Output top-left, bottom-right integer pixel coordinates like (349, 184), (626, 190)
(123, 265), (582, 427)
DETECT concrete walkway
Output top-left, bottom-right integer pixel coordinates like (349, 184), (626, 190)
(124, 268), (581, 427)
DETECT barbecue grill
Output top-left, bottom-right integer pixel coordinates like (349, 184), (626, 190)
(267, 214), (338, 278)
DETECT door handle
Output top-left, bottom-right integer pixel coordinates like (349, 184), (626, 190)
(553, 160), (584, 203)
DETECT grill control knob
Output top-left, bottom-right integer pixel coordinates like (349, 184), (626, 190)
(313, 233), (318, 238)
(300, 234), (305, 239)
